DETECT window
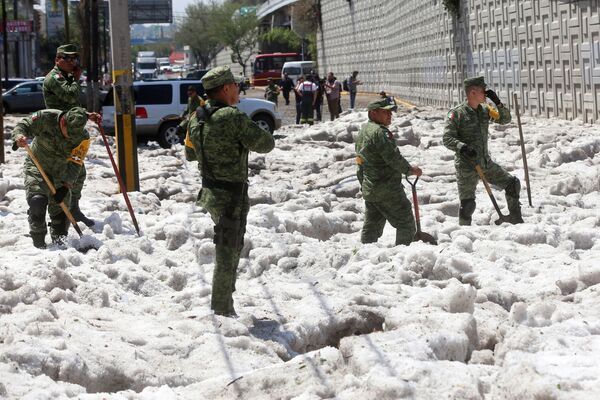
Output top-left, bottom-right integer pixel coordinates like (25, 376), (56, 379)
(137, 63), (156, 70)
(179, 83), (205, 104)
(283, 67), (301, 75)
(15, 84), (37, 94)
(136, 85), (172, 105)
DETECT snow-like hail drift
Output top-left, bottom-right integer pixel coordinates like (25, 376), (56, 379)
(0, 106), (599, 399)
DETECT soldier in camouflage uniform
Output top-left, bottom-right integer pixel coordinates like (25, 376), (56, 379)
(355, 98), (423, 246)
(188, 66), (275, 317)
(264, 78), (280, 106)
(42, 44), (94, 227)
(176, 85), (203, 141)
(12, 108), (96, 248)
(443, 76), (523, 225)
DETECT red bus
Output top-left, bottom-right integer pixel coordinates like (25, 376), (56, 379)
(252, 52), (301, 86)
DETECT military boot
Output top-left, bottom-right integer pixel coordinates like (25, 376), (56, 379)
(70, 198), (94, 227)
(508, 208), (524, 224)
(459, 199), (476, 226)
(31, 233), (47, 249)
(505, 178), (523, 224)
(50, 212), (70, 245)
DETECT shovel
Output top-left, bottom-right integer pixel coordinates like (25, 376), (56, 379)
(473, 163), (509, 225)
(405, 175), (437, 245)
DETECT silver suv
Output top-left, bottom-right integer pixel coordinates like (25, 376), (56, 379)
(101, 79), (282, 148)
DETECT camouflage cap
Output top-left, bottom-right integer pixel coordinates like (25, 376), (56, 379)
(57, 44), (79, 56)
(64, 107), (88, 137)
(201, 66), (242, 90)
(463, 76), (486, 89)
(367, 97), (397, 112)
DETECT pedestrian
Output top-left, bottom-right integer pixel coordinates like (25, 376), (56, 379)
(178, 85), (204, 161)
(324, 72), (342, 121)
(42, 44), (94, 227)
(314, 74), (325, 122)
(355, 97), (422, 245)
(187, 66), (275, 317)
(294, 76), (305, 124)
(295, 75), (317, 125)
(348, 70), (362, 110)
(11, 108), (99, 248)
(238, 72), (247, 95)
(264, 78), (280, 106)
(443, 76), (523, 225)
(279, 73), (294, 105)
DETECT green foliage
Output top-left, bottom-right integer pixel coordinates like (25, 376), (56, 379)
(443, 0), (460, 17)
(174, 0), (224, 68)
(260, 28), (301, 53)
(307, 32), (318, 64)
(215, 2), (259, 75)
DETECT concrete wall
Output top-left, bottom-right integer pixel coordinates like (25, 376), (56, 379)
(317, 0), (600, 122)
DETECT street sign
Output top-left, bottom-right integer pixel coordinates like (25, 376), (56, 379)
(0, 20), (33, 33)
(129, 0), (172, 24)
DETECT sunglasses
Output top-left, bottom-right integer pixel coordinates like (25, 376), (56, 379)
(59, 55), (78, 62)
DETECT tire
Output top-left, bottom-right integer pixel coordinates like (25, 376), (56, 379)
(157, 121), (183, 148)
(2, 102), (9, 115)
(252, 113), (274, 134)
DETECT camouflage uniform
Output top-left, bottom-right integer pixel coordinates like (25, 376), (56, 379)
(188, 66), (275, 316)
(356, 99), (416, 246)
(42, 44), (91, 226)
(265, 82), (279, 105)
(11, 108), (90, 248)
(179, 93), (203, 160)
(443, 76), (522, 225)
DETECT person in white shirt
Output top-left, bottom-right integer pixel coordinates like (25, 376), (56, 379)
(295, 75), (318, 125)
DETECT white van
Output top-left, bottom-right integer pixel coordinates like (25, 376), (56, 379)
(281, 61), (315, 84)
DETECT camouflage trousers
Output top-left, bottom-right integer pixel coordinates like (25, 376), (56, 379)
(361, 190), (416, 246)
(199, 187), (249, 315)
(456, 161), (520, 223)
(24, 158), (72, 239)
(71, 164), (86, 201)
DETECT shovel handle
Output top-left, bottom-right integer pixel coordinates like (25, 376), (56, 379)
(405, 175), (422, 233)
(474, 163), (507, 223)
(98, 123), (141, 236)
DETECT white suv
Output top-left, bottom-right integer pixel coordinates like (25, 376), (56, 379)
(102, 79), (282, 148)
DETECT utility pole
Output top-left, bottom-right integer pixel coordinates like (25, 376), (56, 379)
(12, 0), (17, 77)
(0, 44), (3, 164)
(90, 0), (99, 112)
(2, 0), (8, 82)
(108, 0), (139, 191)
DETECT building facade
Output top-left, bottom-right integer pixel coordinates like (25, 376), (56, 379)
(317, 0), (600, 122)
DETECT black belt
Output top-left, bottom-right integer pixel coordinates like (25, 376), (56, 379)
(202, 177), (246, 193)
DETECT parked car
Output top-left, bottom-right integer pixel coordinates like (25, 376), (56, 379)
(2, 81), (107, 114)
(101, 79), (282, 148)
(1, 78), (37, 92)
(281, 61), (315, 83)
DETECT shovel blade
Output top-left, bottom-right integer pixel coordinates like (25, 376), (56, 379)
(415, 231), (437, 245)
(494, 216), (509, 225)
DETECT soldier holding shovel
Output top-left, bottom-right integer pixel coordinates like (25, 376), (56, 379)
(443, 76), (523, 225)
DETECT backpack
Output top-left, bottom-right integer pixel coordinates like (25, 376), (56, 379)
(342, 78), (349, 92)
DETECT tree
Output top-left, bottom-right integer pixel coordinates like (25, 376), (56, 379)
(174, 1), (223, 68)
(215, 2), (259, 76)
(260, 27), (301, 53)
(291, 0), (320, 61)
